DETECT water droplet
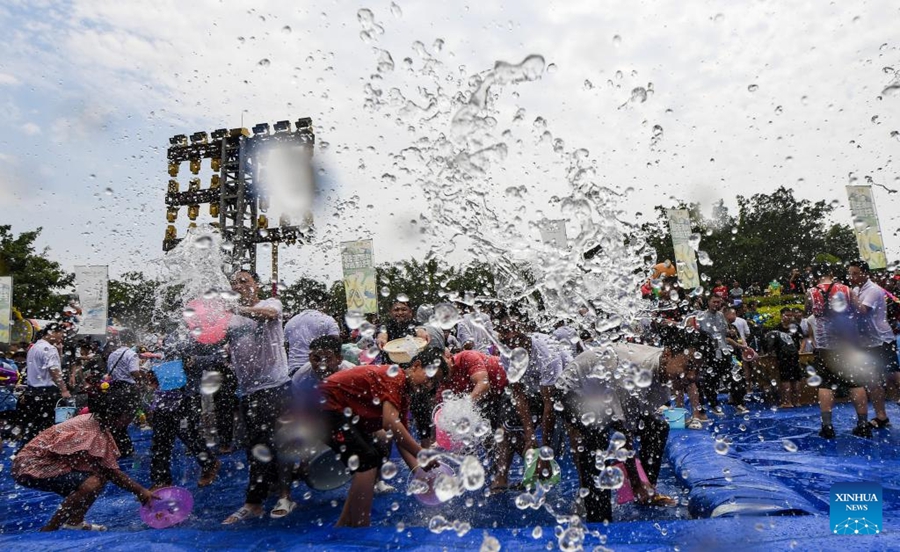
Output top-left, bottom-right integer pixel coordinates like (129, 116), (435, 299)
(104, 187), (113, 195)
(612, 35), (622, 47)
(432, 303), (461, 330)
(252, 444), (273, 462)
(782, 439), (798, 453)
(714, 440), (729, 455)
(387, 364), (400, 377)
(348, 455), (360, 471)
(581, 412), (596, 425)
(390, 2), (403, 18)
(258, 58), (271, 67)
(281, 25), (291, 34)
(748, 84), (759, 92)
(193, 235), (213, 249)
(380, 286), (391, 297)
(396, 292), (410, 302)
(345, 310), (365, 330)
(381, 461), (398, 479)
(460, 455), (485, 490)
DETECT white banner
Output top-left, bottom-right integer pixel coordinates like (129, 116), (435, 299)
(75, 265), (108, 335)
(0, 277), (11, 344)
(666, 209), (700, 289)
(847, 186), (888, 270)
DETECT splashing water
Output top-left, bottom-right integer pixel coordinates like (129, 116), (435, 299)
(361, 25), (650, 333)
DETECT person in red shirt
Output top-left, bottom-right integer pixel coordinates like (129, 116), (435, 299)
(712, 279), (729, 299)
(318, 346), (447, 527)
(437, 349), (516, 489)
(12, 390), (156, 531)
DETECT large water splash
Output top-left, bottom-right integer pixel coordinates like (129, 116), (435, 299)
(361, 15), (650, 334)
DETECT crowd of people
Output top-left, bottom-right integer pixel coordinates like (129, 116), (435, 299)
(1, 259), (898, 532)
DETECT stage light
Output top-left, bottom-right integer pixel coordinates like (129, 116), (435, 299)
(169, 134), (188, 146)
(168, 179), (179, 194)
(168, 163), (179, 177)
(295, 117), (312, 130)
(211, 128), (227, 140)
(166, 208), (178, 223)
(273, 120), (291, 133)
(252, 123), (270, 136)
(190, 131), (209, 144)
(165, 225), (176, 241)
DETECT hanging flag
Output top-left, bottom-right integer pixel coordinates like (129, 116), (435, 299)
(847, 186), (888, 270)
(666, 209), (700, 288)
(0, 277), (11, 344)
(341, 239), (377, 314)
(75, 266), (109, 335)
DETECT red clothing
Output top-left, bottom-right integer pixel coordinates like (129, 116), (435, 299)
(438, 350), (508, 401)
(12, 414), (120, 479)
(319, 365), (409, 433)
(712, 285), (728, 298)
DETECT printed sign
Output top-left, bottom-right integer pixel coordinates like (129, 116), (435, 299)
(0, 277), (11, 344)
(830, 482), (882, 535)
(341, 239), (377, 314)
(847, 186), (887, 270)
(666, 209), (700, 288)
(74, 266), (109, 335)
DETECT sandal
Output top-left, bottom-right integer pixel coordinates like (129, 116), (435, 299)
(869, 417), (891, 429)
(648, 494), (679, 507)
(62, 521), (107, 531)
(199, 459), (221, 487)
(222, 506), (264, 525)
(270, 497), (297, 519)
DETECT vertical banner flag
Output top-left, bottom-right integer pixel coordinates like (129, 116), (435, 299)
(0, 277), (11, 344)
(666, 209), (700, 288)
(341, 239), (378, 314)
(847, 186), (887, 270)
(74, 266), (109, 335)
(539, 219), (569, 249)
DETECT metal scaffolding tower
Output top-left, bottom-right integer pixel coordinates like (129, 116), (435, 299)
(163, 118), (315, 275)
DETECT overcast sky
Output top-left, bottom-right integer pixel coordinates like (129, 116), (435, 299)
(2, 0), (899, 286)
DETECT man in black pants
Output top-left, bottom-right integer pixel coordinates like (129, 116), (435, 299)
(556, 326), (692, 521)
(149, 337), (220, 489)
(19, 323), (70, 445)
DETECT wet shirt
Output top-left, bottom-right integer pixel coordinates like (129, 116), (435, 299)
(455, 313), (495, 354)
(291, 359), (355, 394)
(13, 414), (120, 479)
(319, 365), (410, 434)
(695, 310), (729, 359)
(765, 327), (801, 368)
(855, 280), (894, 347)
(228, 298), (290, 395)
(556, 343), (667, 432)
(107, 346), (140, 384)
(284, 310), (340, 375)
(438, 350), (508, 400)
(808, 282), (852, 350)
(501, 332), (563, 394)
(26, 339), (61, 388)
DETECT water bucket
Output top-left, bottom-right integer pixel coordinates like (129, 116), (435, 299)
(408, 463), (456, 506)
(184, 299), (232, 345)
(152, 360), (187, 391)
(433, 405), (465, 452)
(304, 448), (352, 491)
(614, 459), (650, 504)
(663, 408), (687, 430)
(55, 399), (77, 424)
(139, 486), (194, 529)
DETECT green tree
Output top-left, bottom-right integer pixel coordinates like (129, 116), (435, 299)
(0, 225), (74, 318)
(279, 277), (328, 316)
(108, 271), (159, 330)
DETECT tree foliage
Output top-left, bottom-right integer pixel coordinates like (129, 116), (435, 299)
(642, 187), (861, 288)
(0, 225), (74, 318)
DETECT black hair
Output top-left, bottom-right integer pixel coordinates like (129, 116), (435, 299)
(87, 389), (133, 430)
(38, 322), (62, 339)
(403, 347), (448, 381)
(848, 260), (871, 274)
(780, 307), (793, 315)
(309, 335), (342, 356)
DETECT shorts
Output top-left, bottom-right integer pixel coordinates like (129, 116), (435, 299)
(480, 393), (518, 432)
(777, 360), (804, 383)
(814, 348), (877, 388)
(15, 471), (92, 496)
(322, 411), (385, 473)
(880, 340), (900, 374)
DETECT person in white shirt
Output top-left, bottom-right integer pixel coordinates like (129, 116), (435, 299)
(849, 260), (898, 430)
(104, 329), (143, 456)
(284, 309), (340, 377)
(223, 270), (295, 524)
(20, 323), (69, 444)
